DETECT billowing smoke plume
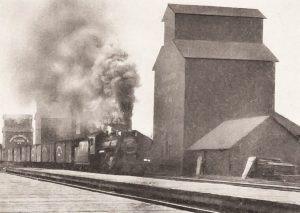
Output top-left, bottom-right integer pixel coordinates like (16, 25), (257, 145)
(14, 0), (139, 129)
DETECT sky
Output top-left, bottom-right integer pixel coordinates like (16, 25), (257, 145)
(0, 0), (299, 142)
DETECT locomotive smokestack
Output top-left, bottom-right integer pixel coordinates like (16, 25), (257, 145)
(124, 115), (132, 130)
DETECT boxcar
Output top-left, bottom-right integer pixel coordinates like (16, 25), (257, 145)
(7, 149), (13, 162)
(41, 144), (55, 163)
(36, 145), (42, 162)
(31, 146), (36, 162)
(2, 149), (7, 162)
(55, 142), (66, 163)
(21, 146), (26, 162)
(49, 143), (55, 162)
(13, 147), (21, 162)
(13, 148), (17, 162)
(42, 144), (50, 163)
(25, 146), (31, 162)
(66, 141), (74, 163)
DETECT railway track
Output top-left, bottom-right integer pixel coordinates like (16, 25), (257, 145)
(153, 175), (300, 193)
(7, 168), (219, 213)
(6, 167), (300, 213)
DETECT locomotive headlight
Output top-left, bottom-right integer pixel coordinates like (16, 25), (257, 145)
(143, 158), (151, 162)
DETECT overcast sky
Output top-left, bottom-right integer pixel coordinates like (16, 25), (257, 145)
(0, 0), (299, 140)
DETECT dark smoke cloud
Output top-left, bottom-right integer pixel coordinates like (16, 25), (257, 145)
(14, 0), (139, 128)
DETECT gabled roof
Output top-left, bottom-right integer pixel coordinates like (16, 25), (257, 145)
(174, 40), (278, 62)
(272, 112), (300, 136)
(188, 116), (268, 151)
(168, 4), (265, 19)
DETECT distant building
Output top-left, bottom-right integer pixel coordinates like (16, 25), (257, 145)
(152, 4), (300, 176)
(35, 101), (78, 144)
(2, 114), (33, 149)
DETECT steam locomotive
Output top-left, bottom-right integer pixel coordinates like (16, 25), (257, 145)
(0, 129), (153, 176)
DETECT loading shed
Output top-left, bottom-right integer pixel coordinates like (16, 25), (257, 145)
(187, 114), (300, 176)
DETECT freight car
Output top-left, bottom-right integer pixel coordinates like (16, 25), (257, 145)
(0, 130), (152, 176)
